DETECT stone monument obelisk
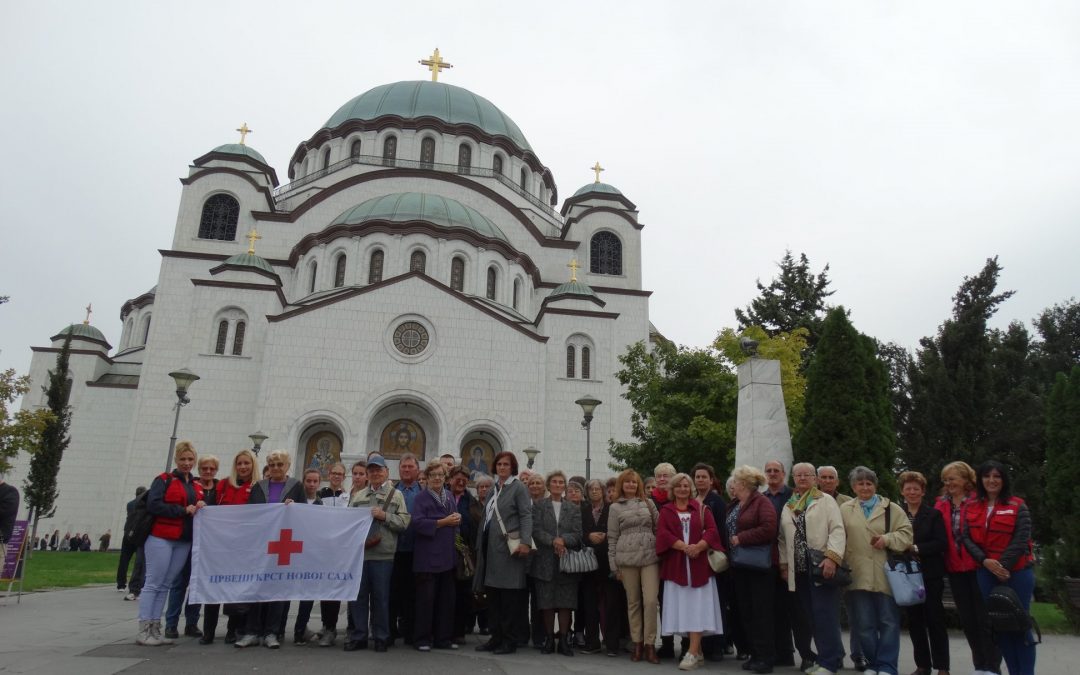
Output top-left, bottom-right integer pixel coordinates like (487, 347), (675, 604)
(734, 354), (793, 471)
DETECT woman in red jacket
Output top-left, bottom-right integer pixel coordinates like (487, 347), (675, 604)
(656, 473), (724, 672)
(961, 461), (1035, 675)
(934, 460), (1000, 675)
(198, 448), (259, 645)
(136, 440), (205, 646)
(727, 465), (778, 674)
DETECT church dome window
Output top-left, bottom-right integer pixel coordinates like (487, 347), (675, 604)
(308, 261), (318, 293)
(334, 253), (347, 287)
(198, 194), (240, 241)
(457, 144), (472, 174)
(410, 250), (427, 274)
(492, 154), (503, 176)
(590, 231), (623, 276)
(382, 135), (397, 166)
(450, 256), (465, 292)
(486, 266), (497, 301)
(322, 147), (332, 169)
(368, 249), (384, 284)
(519, 168), (527, 191)
(350, 139), (362, 160)
(512, 278), (521, 310)
(420, 137), (436, 169)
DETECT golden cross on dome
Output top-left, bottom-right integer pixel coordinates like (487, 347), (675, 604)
(246, 227), (262, 254)
(567, 258), (581, 283)
(419, 48), (453, 82)
(591, 162), (604, 183)
(83, 303), (92, 325)
(236, 122), (252, 145)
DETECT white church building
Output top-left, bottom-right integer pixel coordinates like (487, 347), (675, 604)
(14, 63), (654, 537)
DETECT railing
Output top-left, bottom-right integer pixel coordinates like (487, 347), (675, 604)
(271, 154), (562, 225)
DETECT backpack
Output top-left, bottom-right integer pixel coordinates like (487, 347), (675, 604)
(125, 473), (171, 546)
(987, 584), (1041, 644)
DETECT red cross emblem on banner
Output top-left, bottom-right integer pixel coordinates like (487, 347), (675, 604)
(267, 528), (303, 565)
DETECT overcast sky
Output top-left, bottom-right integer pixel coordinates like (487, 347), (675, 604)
(2, 1), (1078, 385)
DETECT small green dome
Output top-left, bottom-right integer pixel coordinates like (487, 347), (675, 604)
(325, 81), (532, 153)
(56, 323), (107, 343)
(549, 280), (598, 299)
(223, 252), (275, 275)
(571, 182), (623, 199)
(212, 143), (268, 165)
(331, 192), (508, 241)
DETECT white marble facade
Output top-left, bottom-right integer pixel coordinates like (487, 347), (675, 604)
(12, 79), (652, 539)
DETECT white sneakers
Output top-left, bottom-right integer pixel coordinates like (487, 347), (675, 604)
(678, 652), (703, 671)
(135, 621), (161, 646)
(234, 633), (262, 648)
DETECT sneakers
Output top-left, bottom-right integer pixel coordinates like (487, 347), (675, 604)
(679, 653), (703, 671)
(135, 621), (162, 646)
(807, 667), (837, 675)
(153, 622), (175, 645)
(319, 629), (336, 647)
(124, 592), (138, 601)
(263, 634), (281, 649)
(294, 629), (315, 645)
(234, 633), (262, 648)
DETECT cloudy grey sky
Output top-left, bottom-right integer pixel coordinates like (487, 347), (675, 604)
(2, 1), (1078, 383)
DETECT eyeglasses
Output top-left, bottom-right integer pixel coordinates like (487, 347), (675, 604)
(765, 469), (783, 474)
(268, 462), (285, 468)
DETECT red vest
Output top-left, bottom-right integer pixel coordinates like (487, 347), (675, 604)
(962, 496), (1033, 572)
(216, 479), (253, 505)
(934, 495), (978, 573)
(150, 473), (204, 540)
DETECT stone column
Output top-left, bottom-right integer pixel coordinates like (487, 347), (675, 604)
(734, 358), (793, 471)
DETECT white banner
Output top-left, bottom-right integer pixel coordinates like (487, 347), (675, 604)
(188, 503), (373, 604)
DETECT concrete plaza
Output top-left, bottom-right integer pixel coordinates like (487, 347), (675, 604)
(1, 586), (1076, 674)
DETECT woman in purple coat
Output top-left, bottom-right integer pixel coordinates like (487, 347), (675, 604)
(412, 459), (463, 651)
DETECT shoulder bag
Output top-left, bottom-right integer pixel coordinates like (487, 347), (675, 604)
(700, 503), (729, 573)
(560, 546), (598, 574)
(882, 501), (926, 605)
(493, 484), (533, 555)
(809, 549), (851, 586)
(364, 486), (397, 550)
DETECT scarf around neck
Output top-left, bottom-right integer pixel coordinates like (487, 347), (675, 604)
(786, 487), (823, 514)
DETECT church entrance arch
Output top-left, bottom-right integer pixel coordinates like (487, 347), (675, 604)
(459, 430), (502, 482)
(299, 422), (343, 481)
(365, 399), (439, 463)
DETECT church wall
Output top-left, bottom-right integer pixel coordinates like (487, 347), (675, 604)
(574, 210), (643, 290)
(172, 171), (264, 253)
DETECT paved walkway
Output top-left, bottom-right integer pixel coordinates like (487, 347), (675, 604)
(1, 586), (1076, 674)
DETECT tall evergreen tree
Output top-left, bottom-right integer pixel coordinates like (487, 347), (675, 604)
(24, 332), (73, 549)
(1045, 367), (1080, 625)
(795, 307), (896, 496)
(1033, 298), (1080, 387)
(735, 250), (834, 349)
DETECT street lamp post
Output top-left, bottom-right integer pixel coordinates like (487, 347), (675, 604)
(249, 431), (268, 456)
(165, 368), (200, 473)
(523, 446), (540, 470)
(575, 396), (601, 481)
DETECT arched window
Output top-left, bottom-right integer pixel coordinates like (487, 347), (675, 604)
(232, 321), (246, 356)
(458, 144), (472, 174)
(334, 254), (347, 287)
(450, 256), (465, 291)
(420, 137), (435, 168)
(410, 250), (427, 274)
(566, 345), (576, 379)
(493, 154), (503, 175)
(322, 147), (332, 169)
(368, 250), (384, 284)
(382, 136), (397, 166)
(214, 320), (228, 355)
(512, 278), (521, 310)
(581, 346), (591, 380)
(141, 315), (152, 345)
(197, 194), (240, 240)
(486, 267), (497, 300)
(519, 168), (527, 191)
(309, 261), (318, 293)
(350, 139), (362, 160)
(589, 231), (623, 275)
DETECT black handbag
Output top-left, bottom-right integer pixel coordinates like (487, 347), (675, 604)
(808, 549), (852, 587)
(730, 544), (772, 570)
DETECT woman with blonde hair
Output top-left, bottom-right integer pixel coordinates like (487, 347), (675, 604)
(135, 440), (206, 646)
(607, 469), (661, 664)
(727, 465), (778, 673)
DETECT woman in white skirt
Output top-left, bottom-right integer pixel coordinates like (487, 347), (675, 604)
(655, 473), (724, 671)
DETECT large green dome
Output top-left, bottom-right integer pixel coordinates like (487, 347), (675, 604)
(324, 81), (532, 152)
(330, 193), (508, 241)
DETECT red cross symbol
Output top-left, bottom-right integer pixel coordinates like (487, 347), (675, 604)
(267, 528), (303, 565)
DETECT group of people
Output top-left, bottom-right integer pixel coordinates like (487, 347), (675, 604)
(31, 529), (111, 551)
(131, 441), (1038, 675)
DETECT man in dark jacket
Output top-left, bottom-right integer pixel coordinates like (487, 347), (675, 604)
(117, 487), (146, 597)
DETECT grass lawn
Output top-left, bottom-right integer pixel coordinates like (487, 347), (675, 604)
(1031, 601), (1073, 634)
(15, 550), (120, 592)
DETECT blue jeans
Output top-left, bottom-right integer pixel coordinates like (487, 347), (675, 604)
(796, 573), (844, 672)
(848, 590), (901, 675)
(977, 566), (1037, 675)
(137, 535), (191, 622)
(349, 559), (393, 642)
(164, 554), (200, 630)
